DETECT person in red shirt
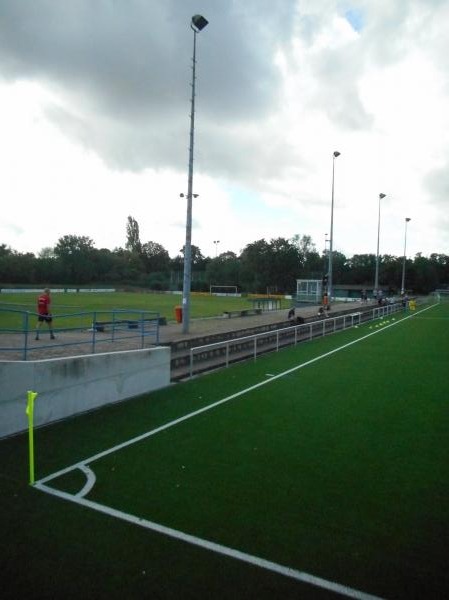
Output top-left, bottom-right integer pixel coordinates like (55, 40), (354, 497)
(35, 288), (56, 340)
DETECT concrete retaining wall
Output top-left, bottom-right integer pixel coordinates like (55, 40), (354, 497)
(0, 347), (170, 439)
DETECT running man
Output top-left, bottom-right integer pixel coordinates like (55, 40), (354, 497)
(35, 288), (56, 340)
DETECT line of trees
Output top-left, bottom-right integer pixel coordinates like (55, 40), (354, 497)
(1, 217), (448, 294)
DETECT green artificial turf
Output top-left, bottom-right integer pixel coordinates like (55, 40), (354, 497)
(1, 303), (448, 599)
(0, 291), (289, 330)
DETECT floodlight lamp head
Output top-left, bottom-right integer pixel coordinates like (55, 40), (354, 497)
(406, 217), (411, 222)
(191, 14), (208, 31)
(379, 193), (386, 199)
(180, 193), (185, 197)
(333, 151), (341, 158)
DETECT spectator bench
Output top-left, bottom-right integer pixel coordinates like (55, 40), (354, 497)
(92, 317), (166, 332)
(222, 308), (262, 319)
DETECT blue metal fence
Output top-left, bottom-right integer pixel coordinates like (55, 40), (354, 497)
(0, 308), (160, 361)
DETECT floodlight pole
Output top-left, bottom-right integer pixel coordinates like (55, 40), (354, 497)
(400, 217), (411, 295)
(323, 233), (329, 280)
(213, 240), (220, 257)
(182, 15), (208, 334)
(374, 193), (386, 298)
(327, 151), (340, 302)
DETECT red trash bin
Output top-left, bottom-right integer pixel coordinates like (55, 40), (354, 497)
(174, 306), (183, 323)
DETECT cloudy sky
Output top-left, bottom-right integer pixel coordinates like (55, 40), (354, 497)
(0, 0), (448, 260)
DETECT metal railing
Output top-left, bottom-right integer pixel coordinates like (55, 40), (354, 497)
(189, 303), (402, 378)
(0, 308), (160, 361)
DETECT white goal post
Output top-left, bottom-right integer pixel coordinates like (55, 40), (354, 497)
(435, 289), (449, 302)
(210, 285), (240, 296)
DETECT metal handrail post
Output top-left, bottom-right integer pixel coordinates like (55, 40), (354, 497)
(23, 311), (29, 361)
(92, 311), (97, 354)
(112, 311), (116, 342)
(140, 311), (145, 349)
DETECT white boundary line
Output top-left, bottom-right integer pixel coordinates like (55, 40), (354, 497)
(34, 481), (384, 600)
(34, 303), (436, 599)
(410, 315), (449, 320)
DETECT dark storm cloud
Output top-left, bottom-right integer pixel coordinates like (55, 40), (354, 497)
(0, 0), (297, 174)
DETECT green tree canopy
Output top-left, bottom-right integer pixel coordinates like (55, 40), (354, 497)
(141, 241), (171, 273)
(205, 251), (240, 288)
(125, 216), (142, 254)
(54, 235), (96, 283)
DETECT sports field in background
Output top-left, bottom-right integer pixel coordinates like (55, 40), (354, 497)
(0, 290), (289, 329)
(1, 300), (448, 599)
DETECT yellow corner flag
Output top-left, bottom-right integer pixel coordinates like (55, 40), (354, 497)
(26, 391), (38, 485)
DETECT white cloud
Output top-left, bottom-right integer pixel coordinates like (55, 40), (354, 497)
(0, 0), (448, 262)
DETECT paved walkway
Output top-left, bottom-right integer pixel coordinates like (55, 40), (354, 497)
(159, 301), (369, 344)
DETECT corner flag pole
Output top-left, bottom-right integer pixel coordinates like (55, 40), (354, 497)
(26, 391), (38, 485)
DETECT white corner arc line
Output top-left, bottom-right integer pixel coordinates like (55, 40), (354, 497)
(36, 303), (437, 488)
(75, 465), (96, 498)
(34, 482), (385, 600)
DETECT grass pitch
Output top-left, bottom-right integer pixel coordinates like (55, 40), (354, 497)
(0, 290), (289, 330)
(0, 302), (448, 599)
